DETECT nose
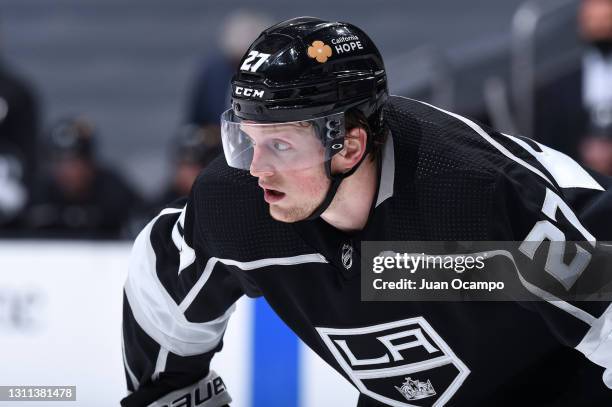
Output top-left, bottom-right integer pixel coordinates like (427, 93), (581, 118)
(249, 146), (275, 178)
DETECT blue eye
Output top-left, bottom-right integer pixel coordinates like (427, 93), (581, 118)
(273, 141), (291, 151)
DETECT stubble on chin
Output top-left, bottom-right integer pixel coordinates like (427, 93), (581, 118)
(268, 201), (316, 223)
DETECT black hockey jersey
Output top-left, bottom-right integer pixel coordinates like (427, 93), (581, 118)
(121, 96), (612, 406)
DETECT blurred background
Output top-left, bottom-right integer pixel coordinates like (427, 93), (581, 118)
(0, 0), (610, 405)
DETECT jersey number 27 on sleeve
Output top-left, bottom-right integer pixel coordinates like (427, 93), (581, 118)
(519, 188), (596, 291)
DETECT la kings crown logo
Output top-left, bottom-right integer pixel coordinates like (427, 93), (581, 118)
(396, 377), (436, 401)
(316, 317), (469, 407)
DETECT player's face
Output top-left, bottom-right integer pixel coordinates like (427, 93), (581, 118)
(246, 123), (330, 222)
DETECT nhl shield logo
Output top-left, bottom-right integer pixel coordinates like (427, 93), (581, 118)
(316, 317), (469, 406)
(341, 244), (353, 269)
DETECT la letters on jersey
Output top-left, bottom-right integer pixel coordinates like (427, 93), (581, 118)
(317, 317), (470, 406)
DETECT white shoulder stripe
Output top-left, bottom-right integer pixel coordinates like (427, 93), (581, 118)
(502, 133), (603, 191)
(403, 97), (556, 187)
(220, 253), (328, 270)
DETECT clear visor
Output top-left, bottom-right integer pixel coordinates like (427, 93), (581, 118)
(220, 109), (345, 172)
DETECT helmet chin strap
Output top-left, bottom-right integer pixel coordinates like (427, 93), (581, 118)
(304, 151), (369, 221)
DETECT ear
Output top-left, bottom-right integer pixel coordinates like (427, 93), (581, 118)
(331, 127), (368, 174)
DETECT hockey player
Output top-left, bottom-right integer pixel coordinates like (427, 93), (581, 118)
(121, 17), (612, 406)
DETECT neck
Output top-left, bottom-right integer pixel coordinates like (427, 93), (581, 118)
(320, 156), (378, 232)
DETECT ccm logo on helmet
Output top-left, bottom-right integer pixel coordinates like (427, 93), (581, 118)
(234, 86), (265, 98)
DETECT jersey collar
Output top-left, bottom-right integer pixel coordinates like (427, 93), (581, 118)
(375, 130), (395, 208)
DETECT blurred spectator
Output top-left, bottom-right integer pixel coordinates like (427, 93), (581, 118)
(578, 0), (612, 174)
(186, 10), (272, 126)
(535, 0), (612, 174)
(24, 117), (142, 239)
(148, 124), (222, 214)
(0, 57), (39, 227)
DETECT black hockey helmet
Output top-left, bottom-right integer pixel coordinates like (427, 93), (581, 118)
(230, 16), (387, 121)
(221, 16), (388, 172)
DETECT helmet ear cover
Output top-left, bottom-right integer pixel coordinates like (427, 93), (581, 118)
(323, 110), (375, 178)
(316, 113), (345, 164)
